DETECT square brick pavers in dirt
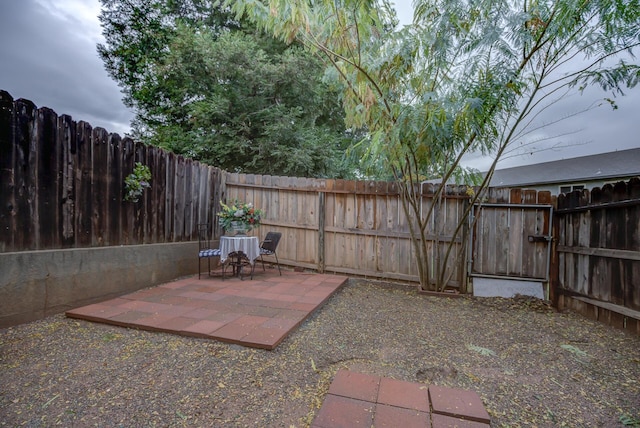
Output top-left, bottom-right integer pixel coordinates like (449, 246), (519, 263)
(312, 369), (491, 428)
(66, 271), (347, 350)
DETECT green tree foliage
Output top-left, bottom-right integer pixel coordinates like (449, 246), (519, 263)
(97, 0), (358, 177)
(231, 0), (639, 290)
(98, 0), (232, 115)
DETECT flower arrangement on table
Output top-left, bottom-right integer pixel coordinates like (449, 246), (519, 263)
(217, 200), (264, 234)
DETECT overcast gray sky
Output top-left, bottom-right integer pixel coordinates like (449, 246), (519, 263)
(0, 0), (134, 135)
(1, 0), (638, 170)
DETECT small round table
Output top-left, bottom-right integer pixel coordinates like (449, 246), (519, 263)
(219, 236), (260, 278)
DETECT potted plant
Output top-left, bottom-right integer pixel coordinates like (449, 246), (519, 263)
(217, 200), (264, 235)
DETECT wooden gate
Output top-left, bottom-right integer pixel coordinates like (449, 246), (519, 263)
(470, 203), (553, 297)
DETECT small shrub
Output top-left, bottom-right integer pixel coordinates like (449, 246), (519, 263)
(124, 162), (151, 202)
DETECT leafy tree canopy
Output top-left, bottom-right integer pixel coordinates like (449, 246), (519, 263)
(98, 0), (361, 178)
(231, 0), (639, 290)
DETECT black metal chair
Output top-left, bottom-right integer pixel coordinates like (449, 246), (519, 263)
(198, 224), (221, 279)
(257, 231), (282, 275)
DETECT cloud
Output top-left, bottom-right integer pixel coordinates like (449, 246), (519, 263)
(0, 0), (133, 135)
(1, 0), (637, 165)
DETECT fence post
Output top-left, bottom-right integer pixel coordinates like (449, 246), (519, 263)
(317, 191), (326, 273)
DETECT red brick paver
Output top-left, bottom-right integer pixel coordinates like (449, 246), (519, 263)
(431, 413), (491, 428)
(429, 384), (491, 423)
(378, 376), (430, 411)
(327, 370), (381, 402)
(311, 394), (375, 428)
(66, 271), (347, 350)
(312, 370), (490, 428)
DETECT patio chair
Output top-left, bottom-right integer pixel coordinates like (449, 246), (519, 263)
(257, 231), (282, 276)
(198, 223), (221, 279)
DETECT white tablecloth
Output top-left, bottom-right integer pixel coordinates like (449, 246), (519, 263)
(219, 236), (260, 263)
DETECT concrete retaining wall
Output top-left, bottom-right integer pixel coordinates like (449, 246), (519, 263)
(0, 242), (210, 328)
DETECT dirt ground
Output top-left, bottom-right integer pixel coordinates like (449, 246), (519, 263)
(1, 279), (639, 427)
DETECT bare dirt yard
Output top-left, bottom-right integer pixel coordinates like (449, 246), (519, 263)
(1, 279), (639, 427)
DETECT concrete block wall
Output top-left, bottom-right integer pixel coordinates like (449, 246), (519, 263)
(0, 242), (210, 328)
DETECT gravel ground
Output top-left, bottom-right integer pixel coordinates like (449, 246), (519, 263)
(1, 279), (639, 427)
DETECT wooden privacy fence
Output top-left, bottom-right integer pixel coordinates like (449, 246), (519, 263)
(2, 90), (639, 333)
(0, 90), (224, 252)
(224, 173), (471, 289)
(555, 178), (640, 330)
(0, 84), (472, 288)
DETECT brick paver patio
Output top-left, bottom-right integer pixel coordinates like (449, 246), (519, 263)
(312, 370), (491, 427)
(66, 270), (347, 350)
(66, 271), (491, 425)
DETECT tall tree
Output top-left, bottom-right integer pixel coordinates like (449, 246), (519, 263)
(97, 0), (359, 177)
(231, 0), (639, 290)
(98, 0), (233, 120)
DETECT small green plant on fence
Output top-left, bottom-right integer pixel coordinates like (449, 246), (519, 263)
(124, 162), (151, 202)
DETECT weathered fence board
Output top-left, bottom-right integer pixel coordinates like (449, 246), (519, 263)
(556, 178), (640, 313)
(224, 173), (469, 287)
(0, 93), (15, 251)
(0, 91), (222, 252)
(471, 189), (553, 282)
